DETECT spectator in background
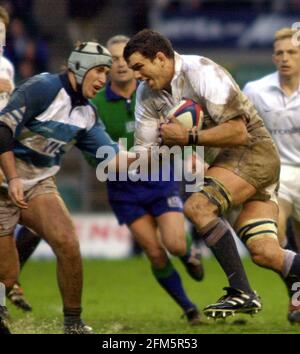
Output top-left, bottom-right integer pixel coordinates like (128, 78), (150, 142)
(0, 0), (38, 37)
(67, 0), (106, 44)
(17, 58), (35, 81)
(22, 38), (48, 73)
(280, 0), (300, 13)
(130, 0), (150, 32)
(5, 17), (48, 82)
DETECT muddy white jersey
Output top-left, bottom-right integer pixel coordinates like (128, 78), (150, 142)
(134, 52), (265, 153)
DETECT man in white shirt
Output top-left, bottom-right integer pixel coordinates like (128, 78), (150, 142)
(244, 27), (300, 323)
(124, 29), (300, 320)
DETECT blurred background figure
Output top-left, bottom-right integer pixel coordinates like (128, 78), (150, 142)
(243, 27), (300, 324)
(17, 58), (35, 81)
(67, 0), (106, 44)
(5, 19), (48, 81)
(0, 0), (48, 81)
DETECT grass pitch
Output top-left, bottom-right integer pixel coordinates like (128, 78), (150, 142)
(8, 257), (300, 334)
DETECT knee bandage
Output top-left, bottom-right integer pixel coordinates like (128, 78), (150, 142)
(237, 218), (278, 245)
(199, 176), (232, 215)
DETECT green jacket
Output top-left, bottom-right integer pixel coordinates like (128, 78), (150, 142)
(92, 81), (137, 150)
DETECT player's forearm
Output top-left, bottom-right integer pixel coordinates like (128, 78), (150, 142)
(196, 117), (249, 147)
(0, 151), (19, 181)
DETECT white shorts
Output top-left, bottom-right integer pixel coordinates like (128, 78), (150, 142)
(278, 165), (300, 221)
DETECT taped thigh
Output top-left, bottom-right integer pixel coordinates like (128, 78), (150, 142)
(237, 218), (278, 245)
(199, 176), (233, 215)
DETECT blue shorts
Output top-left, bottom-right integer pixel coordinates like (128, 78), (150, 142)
(110, 193), (183, 225)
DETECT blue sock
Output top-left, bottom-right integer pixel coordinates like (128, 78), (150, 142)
(152, 260), (195, 312)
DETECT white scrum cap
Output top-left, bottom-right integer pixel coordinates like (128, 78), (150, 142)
(68, 41), (112, 84)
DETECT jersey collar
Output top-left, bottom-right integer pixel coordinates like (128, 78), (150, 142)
(268, 72), (282, 90)
(60, 72), (89, 106)
(105, 81), (123, 101)
(270, 72), (300, 95)
(105, 80), (137, 101)
(171, 52), (183, 84)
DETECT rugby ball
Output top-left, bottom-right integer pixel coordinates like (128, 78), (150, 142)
(167, 99), (203, 130)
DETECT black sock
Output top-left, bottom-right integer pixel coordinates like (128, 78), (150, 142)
(281, 274), (298, 298)
(63, 307), (82, 325)
(15, 227), (41, 269)
(286, 218), (299, 252)
(289, 254), (300, 278)
(198, 218), (253, 294)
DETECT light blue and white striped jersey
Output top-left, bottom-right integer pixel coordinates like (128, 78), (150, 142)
(0, 72), (119, 190)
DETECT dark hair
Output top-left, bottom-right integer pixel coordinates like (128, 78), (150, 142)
(124, 29), (174, 62)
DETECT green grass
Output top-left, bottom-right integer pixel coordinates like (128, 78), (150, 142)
(7, 257), (300, 334)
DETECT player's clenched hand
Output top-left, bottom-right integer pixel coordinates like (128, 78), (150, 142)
(160, 116), (189, 146)
(8, 178), (28, 209)
(0, 78), (13, 94)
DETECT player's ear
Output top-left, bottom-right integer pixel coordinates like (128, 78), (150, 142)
(156, 51), (167, 65)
